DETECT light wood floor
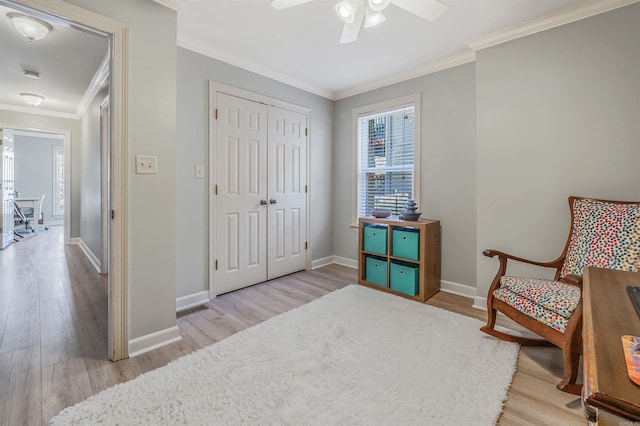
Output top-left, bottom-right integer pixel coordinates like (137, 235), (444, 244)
(0, 226), (586, 425)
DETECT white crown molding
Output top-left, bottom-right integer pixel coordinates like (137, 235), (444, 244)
(76, 53), (109, 118)
(0, 103), (78, 120)
(177, 32), (334, 100)
(469, 0), (640, 52)
(176, 0), (638, 101)
(152, 0), (190, 13)
(9, 129), (64, 139)
(333, 50), (476, 101)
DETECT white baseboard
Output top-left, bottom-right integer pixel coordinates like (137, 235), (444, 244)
(473, 296), (488, 311)
(440, 280), (476, 299)
(312, 255), (358, 270)
(311, 256), (334, 270)
(332, 255), (357, 269)
(44, 220), (63, 226)
(315, 257), (481, 302)
(176, 291), (210, 312)
(70, 237), (101, 274)
(129, 326), (182, 358)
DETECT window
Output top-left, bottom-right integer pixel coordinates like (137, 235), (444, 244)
(53, 146), (64, 216)
(354, 94), (420, 220)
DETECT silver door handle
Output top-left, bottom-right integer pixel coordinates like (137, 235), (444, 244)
(260, 199), (267, 205)
(269, 199), (277, 205)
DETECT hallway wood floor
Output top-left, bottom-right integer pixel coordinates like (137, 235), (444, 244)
(0, 226), (585, 425)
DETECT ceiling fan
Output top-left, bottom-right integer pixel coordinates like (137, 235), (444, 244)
(270, 0), (447, 44)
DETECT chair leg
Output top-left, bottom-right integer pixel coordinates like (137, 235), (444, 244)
(556, 346), (582, 395)
(485, 305), (498, 331)
(480, 298), (555, 346)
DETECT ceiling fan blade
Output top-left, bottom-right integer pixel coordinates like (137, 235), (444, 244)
(270, 0), (314, 10)
(339, 5), (365, 43)
(391, 0), (447, 21)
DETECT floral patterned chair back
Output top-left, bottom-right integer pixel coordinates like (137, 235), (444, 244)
(560, 198), (640, 278)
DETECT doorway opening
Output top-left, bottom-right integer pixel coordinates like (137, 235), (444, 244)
(1, 0), (129, 361)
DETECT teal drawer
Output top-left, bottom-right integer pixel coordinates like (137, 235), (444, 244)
(390, 261), (419, 296)
(365, 256), (388, 287)
(364, 225), (388, 255)
(392, 228), (419, 260)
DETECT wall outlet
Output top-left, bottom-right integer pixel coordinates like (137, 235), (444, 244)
(135, 155), (157, 174)
(195, 164), (205, 178)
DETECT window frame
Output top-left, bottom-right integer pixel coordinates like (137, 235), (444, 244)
(351, 93), (421, 225)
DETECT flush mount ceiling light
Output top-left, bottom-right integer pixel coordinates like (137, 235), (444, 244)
(8, 12), (52, 42)
(23, 70), (41, 79)
(271, 0), (446, 44)
(20, 93), (45, 107)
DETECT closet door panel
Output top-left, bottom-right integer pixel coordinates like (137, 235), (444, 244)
(267, 106), (307, 280)
(215, 93), (268, 294)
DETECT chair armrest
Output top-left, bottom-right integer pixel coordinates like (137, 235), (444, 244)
(560, 273), (583, 287)
(482, 249), (564, 269)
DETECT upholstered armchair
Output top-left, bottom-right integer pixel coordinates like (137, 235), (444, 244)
(481, 196), (640, 395)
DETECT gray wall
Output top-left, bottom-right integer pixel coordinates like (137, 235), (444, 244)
(14, 134), (64, 223)
(475, 3), (640, 298)
(0, 109), (82, 237)
(79, 87), (107, 262)
(332, 63), (477, 288)
(176, 47), (334, 299)
(66, 0), (178, 341)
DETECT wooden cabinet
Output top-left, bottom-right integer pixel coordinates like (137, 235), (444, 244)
(358, 216), (440, 303)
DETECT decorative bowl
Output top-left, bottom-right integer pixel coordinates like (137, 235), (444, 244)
(371, 209), (391, 218)
(399, 212), (422, 221)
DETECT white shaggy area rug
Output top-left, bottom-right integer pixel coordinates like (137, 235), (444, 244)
(50, 285), (519, 425)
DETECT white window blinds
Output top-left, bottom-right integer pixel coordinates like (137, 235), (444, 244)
(53, 146), (64, 215)
(357, 104), (415, 217)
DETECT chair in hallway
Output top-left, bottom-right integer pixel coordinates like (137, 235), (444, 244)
(14, 194), (45, 235)
(481, 196), (640, 395)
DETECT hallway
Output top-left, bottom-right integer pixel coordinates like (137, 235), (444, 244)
(0, 226), (111, 423)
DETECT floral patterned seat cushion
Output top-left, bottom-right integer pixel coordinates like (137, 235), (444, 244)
(493, 276), (581, 333)
(560, 198), (640, 278)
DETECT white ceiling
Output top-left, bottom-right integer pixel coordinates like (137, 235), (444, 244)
(0, 3), (108, 118)
(175, 0), (615, 100)
(0, 0), (634, 118)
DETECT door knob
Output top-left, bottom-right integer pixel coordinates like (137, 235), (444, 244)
(260, 199), (267, 205)
(269, 199), (277, 204)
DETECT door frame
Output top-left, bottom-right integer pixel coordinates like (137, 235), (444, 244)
(10, 0), (130, 361)
(0, 126), (70, 242)
(100, 95), (110, 275)
(208, 81), (311, 299)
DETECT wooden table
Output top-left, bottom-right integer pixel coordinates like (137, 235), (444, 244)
(583, 267), (640, 424)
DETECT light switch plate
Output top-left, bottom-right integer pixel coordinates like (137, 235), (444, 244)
(195, 164), (205, 178)
(136, 155), (157, 174)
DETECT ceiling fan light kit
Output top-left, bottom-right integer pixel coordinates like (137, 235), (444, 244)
(271, 0), (446, 43)
(8, 12), (52, 42)
(364, 8), (385, 28)
(335, 0), (359, 24)
(367, 0), (391, 12)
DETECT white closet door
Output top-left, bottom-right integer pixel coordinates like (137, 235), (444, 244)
(267, 106), (307, 280)
(215, 93), (268, 294)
